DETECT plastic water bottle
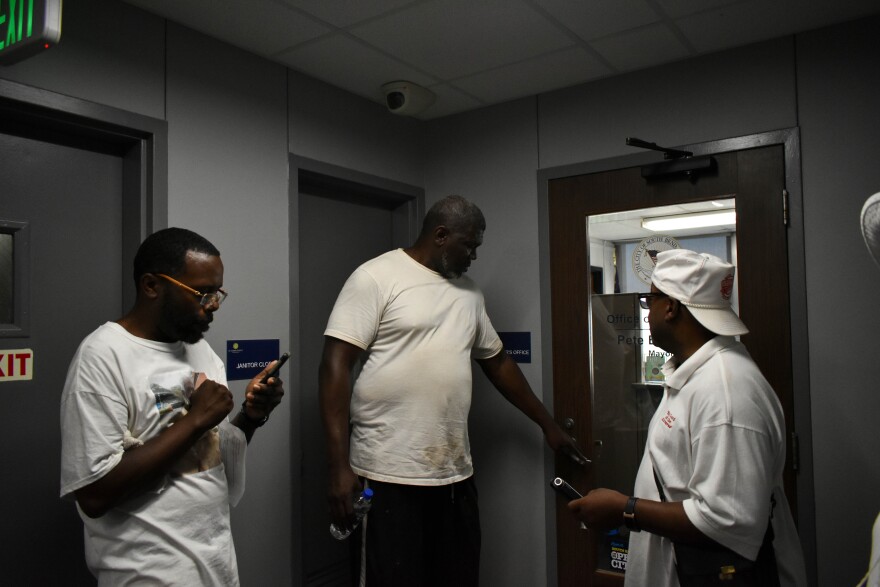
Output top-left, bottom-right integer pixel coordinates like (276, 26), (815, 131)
(329, 488), (374, 540)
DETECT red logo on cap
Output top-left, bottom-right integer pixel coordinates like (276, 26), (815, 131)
(720, 274), (734, 300)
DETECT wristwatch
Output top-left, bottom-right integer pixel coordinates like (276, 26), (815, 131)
(623, 496), (640, 531)
(239, 400), (269, 427)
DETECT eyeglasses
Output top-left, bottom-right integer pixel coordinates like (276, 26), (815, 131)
(156, 273), (228, 308)
(638, 292), (668, 310)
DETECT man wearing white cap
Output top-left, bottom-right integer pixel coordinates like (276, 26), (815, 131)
(568, 249), (807, 586)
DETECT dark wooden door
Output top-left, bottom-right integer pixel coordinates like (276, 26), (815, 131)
(548, 145), (794, 586)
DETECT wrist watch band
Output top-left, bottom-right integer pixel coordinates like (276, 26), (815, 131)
(239, 400), (269, 427)
(623, 496), (640, 531)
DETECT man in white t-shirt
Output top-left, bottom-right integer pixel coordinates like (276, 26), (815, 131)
(60, 228), (285, 585)
(567, 249), (808, 586)
(319, 195), (587, 586)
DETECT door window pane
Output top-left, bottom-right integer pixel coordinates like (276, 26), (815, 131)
(0, 233), (12, 324)
(587, 198), (738, 575)
(1, 220), (29, 336)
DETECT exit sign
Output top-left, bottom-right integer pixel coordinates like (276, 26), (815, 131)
(0, 0), (62, 65)
(0, 348), (33, 382)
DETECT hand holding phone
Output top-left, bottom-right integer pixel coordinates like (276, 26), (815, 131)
(551, 477), (589, 530)
(260, 352), (290, 384)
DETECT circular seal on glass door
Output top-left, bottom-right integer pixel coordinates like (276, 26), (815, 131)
(631, 235), (681, 285)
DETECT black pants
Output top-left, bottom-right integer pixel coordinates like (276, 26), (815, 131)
(352, 477), (481, 587)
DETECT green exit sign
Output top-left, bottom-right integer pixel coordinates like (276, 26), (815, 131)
(0, 0), (62, 65)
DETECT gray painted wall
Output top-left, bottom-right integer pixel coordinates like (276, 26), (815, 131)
(796, 17), (880, 586)
(3, 0), (879, 584)
(537, 36), (798, 167)
(288, 71), (425, 187)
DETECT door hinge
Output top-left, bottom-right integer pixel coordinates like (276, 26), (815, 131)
(791, 432), (799, 472)
(782, 189), (789, 226)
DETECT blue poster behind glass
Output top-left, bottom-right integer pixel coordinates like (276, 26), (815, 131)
(227, 339), (280, 381)
(498, 332), (531, 363)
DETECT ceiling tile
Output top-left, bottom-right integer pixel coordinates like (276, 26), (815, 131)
(533, 0), (660, 40)
(677, 0), (880, 54)
(592, 23), (691, 72)
(281, 0), (422, 28)
(416, 84), (485, 119)
(453, 47), (611, 103)
(676, 2), (797, 53)
(124, 0), (330, 56)
(653, 0), (744, 19)
(276, 34), (436, 104)
(349, 0), (574, 79)
(588, 220), (637, 241)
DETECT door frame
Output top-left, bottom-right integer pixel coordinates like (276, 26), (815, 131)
(288, 154), (424, 585)
(0, 78), (168, 311)
(536, 128), (816, 585)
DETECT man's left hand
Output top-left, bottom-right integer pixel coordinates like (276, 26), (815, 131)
(544, 423), (591, 466)
(568, 488), (628, 531)
(243, 361), (286, 421)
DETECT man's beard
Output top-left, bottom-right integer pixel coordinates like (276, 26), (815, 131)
(440, 252), (463, 279)
(160, 297), (211, 344)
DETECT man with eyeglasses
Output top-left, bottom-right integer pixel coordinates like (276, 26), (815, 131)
(567, 249), (807, 587)
(59, 227), (284, 585)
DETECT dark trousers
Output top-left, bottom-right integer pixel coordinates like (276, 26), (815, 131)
(352, 477), (481, 587)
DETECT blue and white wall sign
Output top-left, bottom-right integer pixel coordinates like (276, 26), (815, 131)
(498, 332), (531, 363)
(227, 339), (280, 381)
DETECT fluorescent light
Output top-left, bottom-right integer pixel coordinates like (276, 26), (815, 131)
(641, 210), (736, 232)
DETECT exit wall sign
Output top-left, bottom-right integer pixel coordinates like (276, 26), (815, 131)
(0, 0), (62, 65)
(0, 348), (33, 382)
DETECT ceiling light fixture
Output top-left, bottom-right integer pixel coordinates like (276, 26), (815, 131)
(642, 210), (736, 232)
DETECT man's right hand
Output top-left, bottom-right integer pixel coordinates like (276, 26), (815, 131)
(187, 379), (234, 431)
(319, 337), (365, 531)
(327, 465), (362, 531)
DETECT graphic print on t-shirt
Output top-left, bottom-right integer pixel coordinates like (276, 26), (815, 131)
(147, 369), (222, 475)
(150, 369), (196, 414)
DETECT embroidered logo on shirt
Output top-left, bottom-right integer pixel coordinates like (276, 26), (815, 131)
(661, 410), (677, 429)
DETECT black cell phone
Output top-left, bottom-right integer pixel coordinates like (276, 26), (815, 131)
(550, 477), (583, 500)
(260, 352), (290, 384)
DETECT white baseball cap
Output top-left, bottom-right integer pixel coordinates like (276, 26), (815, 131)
(650, 249), (749, 336)
(861, 192), (880, 268)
